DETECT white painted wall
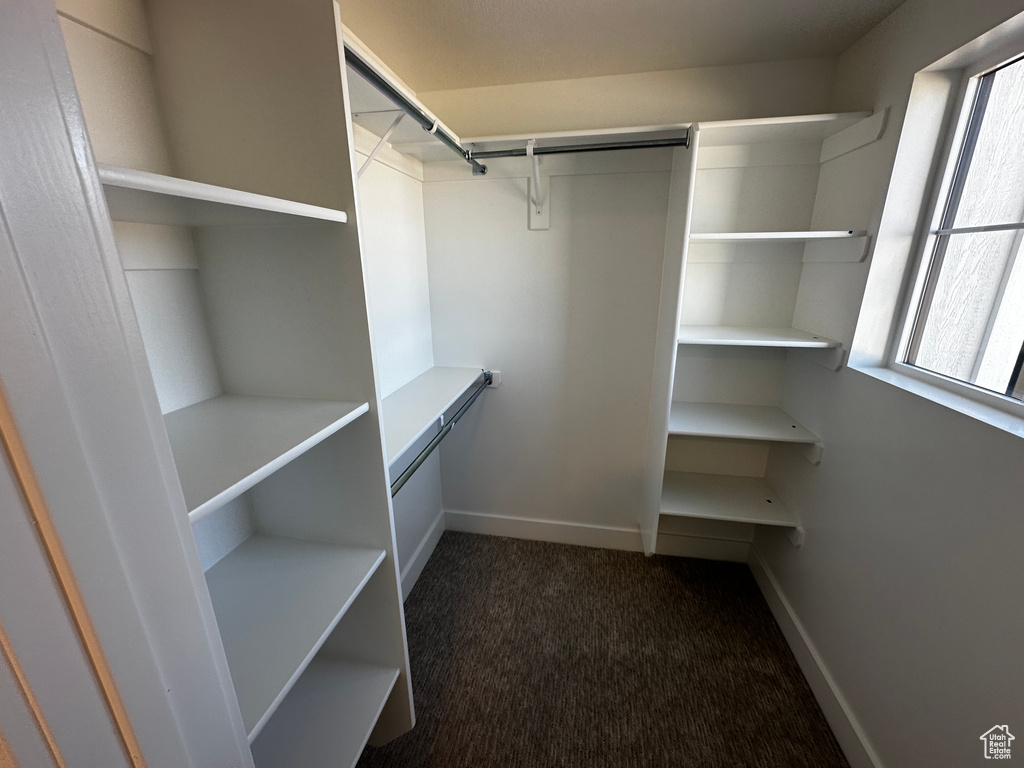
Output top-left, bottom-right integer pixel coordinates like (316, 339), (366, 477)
(353, 127), (444, 588)
(355, 140), (434, 399)
(57, 0), (173, 174)
(755, 1), (1024, 767)
(424, 155), (672, 531)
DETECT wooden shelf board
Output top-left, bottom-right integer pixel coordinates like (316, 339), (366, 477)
(250, 659), (399, 768)
(163, 395), (369, 521)
(689, 230), (866, 242)
(98, 165), (348, 226)
(382, 366), (483, 464)
(661, 471), (797, 527)
(668, 402), (820, 444)
(203, 535), (386, 742)
(677, 326), (840, 349)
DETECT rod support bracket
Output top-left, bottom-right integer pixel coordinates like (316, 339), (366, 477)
(526, 140), (550, 230)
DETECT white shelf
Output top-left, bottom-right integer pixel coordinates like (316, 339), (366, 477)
(661, 471), (797, 527)
(689, 230), (866, 242)
(163, 395), (369, 521)
(668, 402), (820, 444)
(677, 326), (840, 349)
(250, 659), (400, 768)
(203, 535), (386, 742)
(98, 165), (348, 226)
(382, 366), (483, 464)
(698, 112), (872, 146)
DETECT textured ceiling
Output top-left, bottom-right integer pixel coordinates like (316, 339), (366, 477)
(340, 0), (906, 92)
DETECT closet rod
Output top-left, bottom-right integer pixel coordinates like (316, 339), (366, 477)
(391, 371), (493, 497)
(345, 47), (488, 176)
(469, 133), (691, 160)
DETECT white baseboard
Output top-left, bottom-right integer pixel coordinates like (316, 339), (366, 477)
(748, 548), (884, 768)
(400, 509), (445, 600)
(444, 510), (645, 552)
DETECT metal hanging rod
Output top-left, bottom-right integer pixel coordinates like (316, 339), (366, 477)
(391, 371), (493, 497)
(345, 46), (488, 176)
(468, 133), (691, 160)
(346, 46), (691, 176)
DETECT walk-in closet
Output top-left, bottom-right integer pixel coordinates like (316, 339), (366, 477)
(3, 0), (1022, 766)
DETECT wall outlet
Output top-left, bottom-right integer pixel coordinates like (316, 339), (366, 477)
(487, 370), (501, 387)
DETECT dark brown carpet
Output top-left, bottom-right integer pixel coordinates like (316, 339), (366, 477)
(358, 531), (848, 768)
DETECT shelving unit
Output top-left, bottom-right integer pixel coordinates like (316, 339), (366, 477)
(65, 1), (418, 763)
(641, 111), (885, 554)
(165, 396), (369, 520)
(205, 537), (386, 740)
(381, 367), (483, 463)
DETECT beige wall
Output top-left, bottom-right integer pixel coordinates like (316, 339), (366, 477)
(419, 57), (838, 137)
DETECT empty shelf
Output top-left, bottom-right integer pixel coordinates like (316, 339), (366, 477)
(164, 395), (368, 521)
(698, 112), (872, 146)
(99, 165), (348, 226)
(677, 326), (840, 348)
(668, 402), (820, 444)
(382, 367), (483, 464)
(250, 659), (400, 768)
(661, 471), (797, 526)
(689, 230), (866, 242)
(204, 535), (386, 742)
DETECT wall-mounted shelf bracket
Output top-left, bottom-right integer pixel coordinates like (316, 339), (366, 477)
(788, 525), (806, 547)
(527, 139), (550, 230)
(790, 345), (847, 372)
(358, 112), (404, 178)
(796, 442), (825, 465)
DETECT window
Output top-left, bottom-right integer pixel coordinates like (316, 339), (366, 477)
(902, 55), (1024, 403)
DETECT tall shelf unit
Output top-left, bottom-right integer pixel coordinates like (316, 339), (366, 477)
(642, 112), (884, 555)
(80, 1), (414, 765)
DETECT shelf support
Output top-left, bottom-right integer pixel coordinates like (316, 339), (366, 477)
(796, 442), (825, 465)
(526, 139), (550, 230)
(358, 112), (404, 178)
(789, 345), (847, 372)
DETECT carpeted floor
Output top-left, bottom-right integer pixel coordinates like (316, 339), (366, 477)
(358, 531), (849, 768)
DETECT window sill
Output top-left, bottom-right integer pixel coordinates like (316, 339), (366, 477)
(852, 364), (1024, 439)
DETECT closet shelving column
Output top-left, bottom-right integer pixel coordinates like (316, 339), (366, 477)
(644, 112), (880, 551)
(95, 0), (414, 764)
(98, 163), (409, 765)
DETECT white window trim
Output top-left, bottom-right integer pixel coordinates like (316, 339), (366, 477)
(852, 24), (1024, 439)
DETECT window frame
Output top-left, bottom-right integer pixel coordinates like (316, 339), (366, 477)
(888, 45), (1024, 421)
